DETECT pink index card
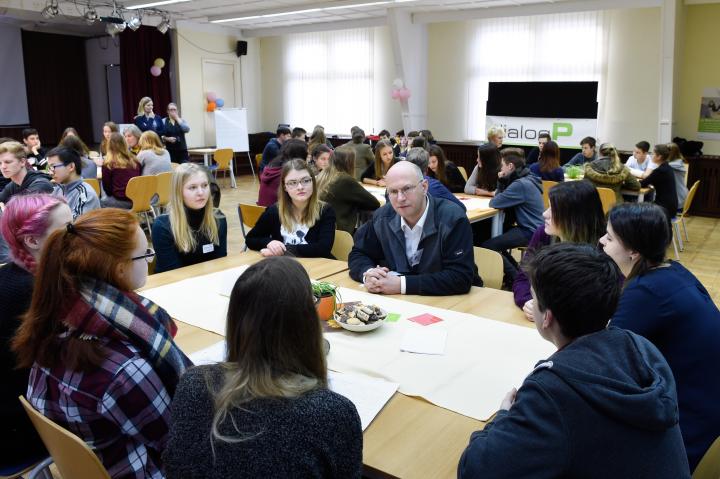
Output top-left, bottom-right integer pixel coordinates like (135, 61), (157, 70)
(407, 313), (443, 326)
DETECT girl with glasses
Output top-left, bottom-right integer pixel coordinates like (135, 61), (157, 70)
(0, 194), (71, 474)
(247, 159), (336, 258)
(12, 208), (192, 478)
(152, 163), (227, 273)
(163, 256), (362, 477)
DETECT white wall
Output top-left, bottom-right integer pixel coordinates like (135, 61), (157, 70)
(85, 36), (120, 144)
(174, 21), (261, 147)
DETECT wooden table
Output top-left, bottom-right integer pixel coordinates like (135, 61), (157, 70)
(144, 256), (529, 479)
(362, 184), (503, 237)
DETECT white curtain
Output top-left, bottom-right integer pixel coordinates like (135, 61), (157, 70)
(283, 28), (374, 135)
(465, 11), (608, 140)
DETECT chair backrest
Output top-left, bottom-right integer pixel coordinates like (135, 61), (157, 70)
(255, 153), (263, 169)
(693, 436), (720, 479)
(83, 178), (101, 197)
(237, 203), (266, 239)
(596, 187), (616, 214)
(331, 230), (354, 261)
(681, 180), (701, 217)
(541, 180), (558, 210)
(214, 149), (234, 170)
(155, 171), (173, 207)
(19, 396), (111, 479)
(473, 247), (503, 290)
(457, 166), (468, 182)
(125, 175), (158, 213)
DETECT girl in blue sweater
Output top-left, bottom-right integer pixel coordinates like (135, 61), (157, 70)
(601, 202), (720, 472)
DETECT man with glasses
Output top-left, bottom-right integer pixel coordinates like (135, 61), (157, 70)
(46, 147), (100, 219)
(349, 161), (480, 295)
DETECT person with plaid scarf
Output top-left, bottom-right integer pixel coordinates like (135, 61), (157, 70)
(12, 208), (192, 478)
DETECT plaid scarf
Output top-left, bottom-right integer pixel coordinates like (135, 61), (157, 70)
(64, 278), (193, 396)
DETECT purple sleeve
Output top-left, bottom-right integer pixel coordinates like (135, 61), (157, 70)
(512, 225), (551, 308)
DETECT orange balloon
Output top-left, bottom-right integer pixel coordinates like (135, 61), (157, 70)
(206, 101), (216, 112)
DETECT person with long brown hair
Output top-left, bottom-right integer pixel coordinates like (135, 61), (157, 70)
(529, 140), (564, 182)
(427, 144), (465, 193)
(248, 159), (336, 258)
(317, 148), (380, 233)
(12, 208), (192, 478)
(0, 194), (71, 474)
(100, 132), (141, 209)
(361, 139), (397, 186)
(100, 121), (119, 157)
(464, 143), (500, 196)
(163, 256), (362, 477)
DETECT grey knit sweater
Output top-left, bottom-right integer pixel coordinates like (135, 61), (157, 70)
(163, 365), (363, 478)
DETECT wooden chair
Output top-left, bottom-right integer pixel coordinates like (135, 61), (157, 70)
(19, 396), (111, 479)
(126, 175), (158, 238)
(693, 436), (720, 479)
(331, 230), (354, 261)
(673, 180), (700, 247)
(83, 178), (101, 197)
(541, 180), (558, 210)
(237, 203), (266, 249)
(473, 247), (503, 290)
(457, 166), (468, 182)
(153, 171), (173, 215)
(211, 148), (234, 187)
(596, 187), (617, 215)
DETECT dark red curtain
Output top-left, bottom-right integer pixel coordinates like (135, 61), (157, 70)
(120, 25), (172, 122)
(21, 30), (93, 146)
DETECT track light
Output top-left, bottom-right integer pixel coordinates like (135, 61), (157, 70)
(83, 5), (99, 24)
(127, 14), (142, 30)
(156, 16), (170, 34)
(41, 0), (59, 19)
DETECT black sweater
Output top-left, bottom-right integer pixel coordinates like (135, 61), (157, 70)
(641, 162), (678, 217)
(0, 263), (47, 466)
(162, 365), (363, 478)
(428, 162), (466, 193)
(246, 203), (336, 258)
(320, 173), (380, 233)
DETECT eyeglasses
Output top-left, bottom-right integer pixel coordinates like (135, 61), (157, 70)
(387, 181), (423, 198)
(47, 163), (68, 172)
(132, 248), (156, 264)
(285, 177), (312, 189)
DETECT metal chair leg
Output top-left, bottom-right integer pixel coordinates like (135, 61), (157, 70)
(681, 217), (689, 242)
(672, 229), (680, 260)
(673, 221), (684, 251)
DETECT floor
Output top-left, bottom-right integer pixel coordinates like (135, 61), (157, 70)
(210, 174), (720, 307)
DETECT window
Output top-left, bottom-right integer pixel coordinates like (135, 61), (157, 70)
(465, 11), (607, 140)
(283, 28), (374, 134)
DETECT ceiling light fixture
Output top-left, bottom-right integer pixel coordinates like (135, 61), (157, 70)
(211, 1), (390, 23)
(41, 0), (59, 19)
(83, 4), (99, 24)
(127, 12), (142, 30)
(126, 0), (190, 10)
(156, 15), (171, 34)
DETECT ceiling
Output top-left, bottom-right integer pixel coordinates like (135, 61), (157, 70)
(0, 0), (586, 37)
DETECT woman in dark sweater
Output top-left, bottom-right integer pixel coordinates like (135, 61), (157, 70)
(512, 180), (606, 319)
(601, 202), (720, 472)
(161, 103), (190, 164)
(528, 140), (564, 182)
(248, 160), (336, 258)
(361, 139), (398, 186)
(152, 163), (227, 273)
(317, 148), (380, 233)
(427, 144), (466, 193)
(100, 132), (141, 209)
(464, 143), (500, 196)
(641, 144), (679, 221)
(163, 257), (362, 478)
(0, 194), (72, 474)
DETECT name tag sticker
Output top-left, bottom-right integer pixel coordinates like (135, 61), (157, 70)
(202, 244), (214, 254)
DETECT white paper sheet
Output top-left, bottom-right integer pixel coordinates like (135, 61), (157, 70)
(187, 340), (398, 431)
(457, 196), (492, 211)
(328, 371), (399, 431)
(400, 328), (448, 355)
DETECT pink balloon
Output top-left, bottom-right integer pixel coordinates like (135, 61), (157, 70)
(391, 89), (400, 100)
(207, 92), (218, 102)
(150, 66), (162, 77)
(399, 87), (411, 100)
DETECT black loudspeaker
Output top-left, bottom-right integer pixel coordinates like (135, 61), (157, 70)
(236, 40), (247, 57)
